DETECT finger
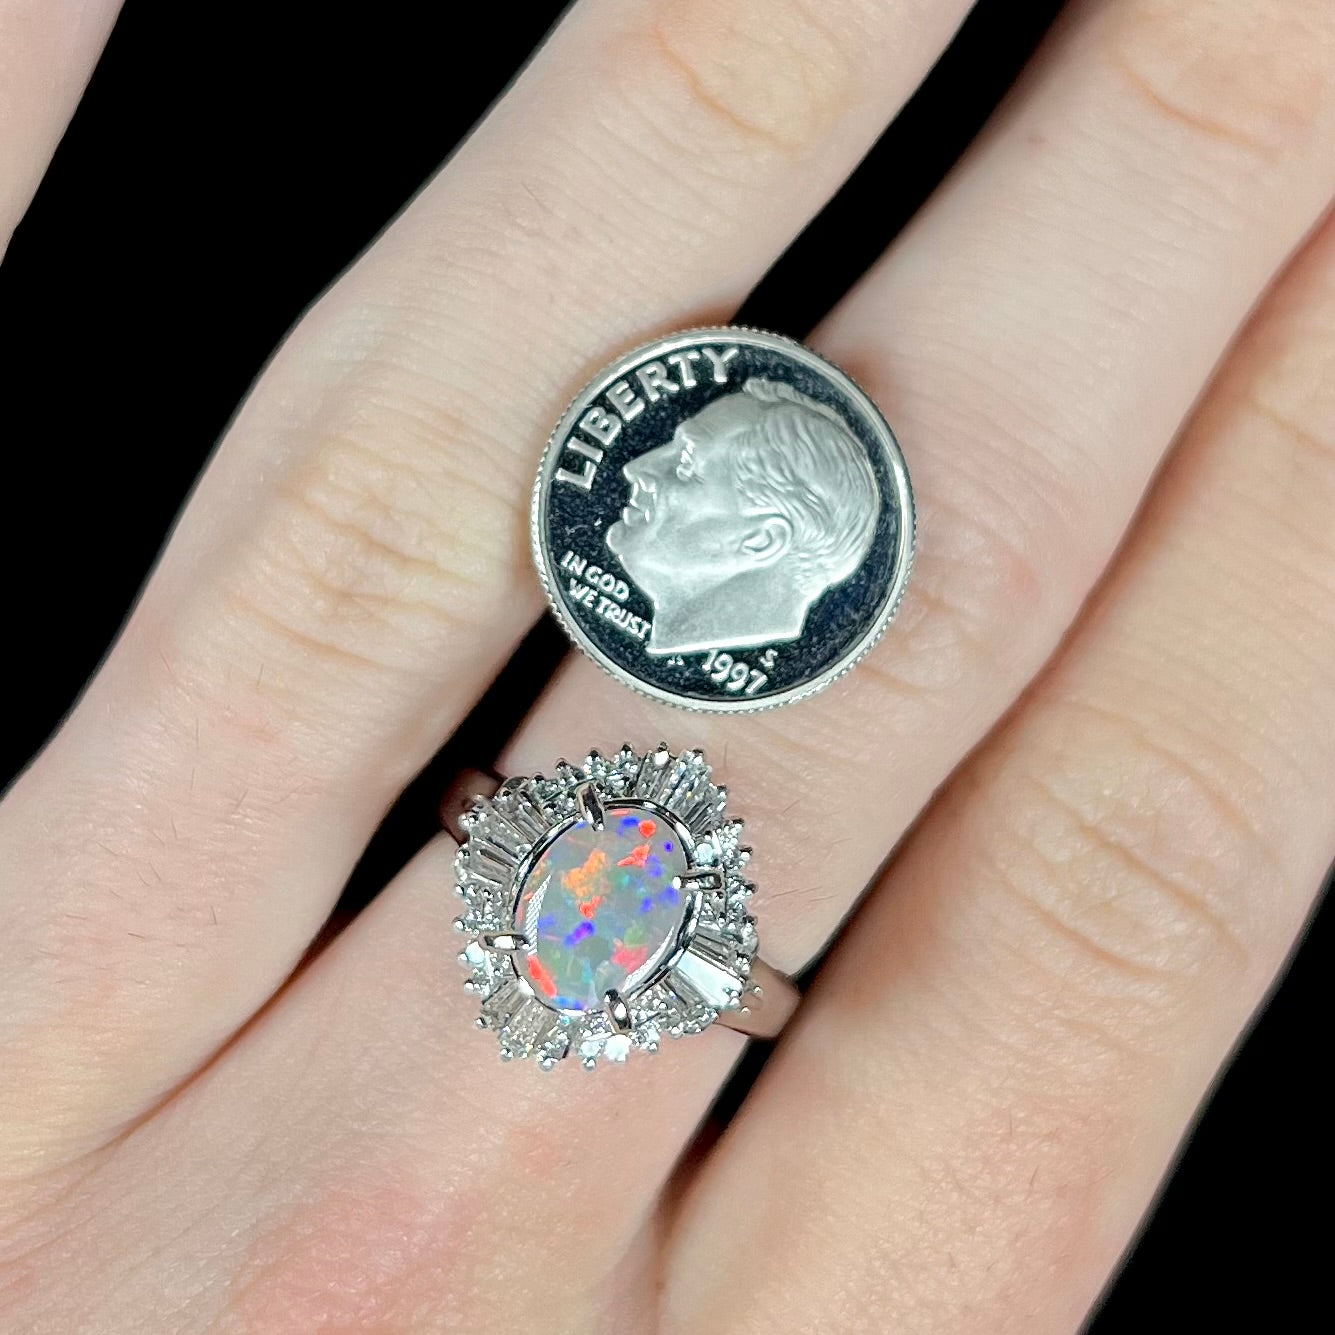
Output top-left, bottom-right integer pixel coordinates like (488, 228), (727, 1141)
(0, 0), (122, 252)
(0, 0), (977, 1166)
(663, 210), (1335, 1335)
(0, 836), (744, 1332)
(506, 0), (1335, 970)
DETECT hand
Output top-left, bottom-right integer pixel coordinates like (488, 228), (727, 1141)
(2, 1), (1332, 1331)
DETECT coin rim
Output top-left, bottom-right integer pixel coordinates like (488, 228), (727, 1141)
(530, 325), (916, 714)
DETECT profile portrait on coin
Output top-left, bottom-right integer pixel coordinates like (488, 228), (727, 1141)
(605, 377), (881, 657)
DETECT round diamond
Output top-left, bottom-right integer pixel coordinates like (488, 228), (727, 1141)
(515, 803), (690, 1013)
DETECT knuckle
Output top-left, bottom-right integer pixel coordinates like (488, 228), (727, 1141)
(365, 200), (580, 362)
(1217, 246), (1335, 639)
(611, 0), (868, 162)
(843, 345), (1114, 712)
(1244, 266), (1335, 465)
(852, 464), (1068, 716)
(1242, 388), (1335, 602)
(979, 696), (1276, 1016)
(1247, 381), (1335, 469)
(854, 545), (1031, 724)
(231, 374), (526, 677)
(1108, 0), (1335, 160)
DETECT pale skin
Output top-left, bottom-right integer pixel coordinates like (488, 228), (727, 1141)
(1, 0), (1334, 1330)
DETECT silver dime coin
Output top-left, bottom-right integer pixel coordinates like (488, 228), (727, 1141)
(530, 327), (914, 713)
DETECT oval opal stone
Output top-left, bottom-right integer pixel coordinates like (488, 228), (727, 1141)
(515, 803), (690, 1012)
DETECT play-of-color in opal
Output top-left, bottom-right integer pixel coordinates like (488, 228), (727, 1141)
(516, 803), (690, 1012)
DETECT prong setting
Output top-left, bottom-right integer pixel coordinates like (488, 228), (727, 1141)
(675, 867), (724, 893)
(605, 989), (633, 1034)
(575, 780), (605, 830)
(479, 931), (529, 953)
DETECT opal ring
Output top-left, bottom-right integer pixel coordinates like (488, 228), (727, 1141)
(448, 743), (798, 1069)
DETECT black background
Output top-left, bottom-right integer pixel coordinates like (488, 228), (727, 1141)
(0, 1), (1327, 1328)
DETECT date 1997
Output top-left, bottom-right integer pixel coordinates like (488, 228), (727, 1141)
(700, 648), (772, 696)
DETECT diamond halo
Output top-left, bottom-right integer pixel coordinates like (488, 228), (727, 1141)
(453, 744), (758, 1069)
